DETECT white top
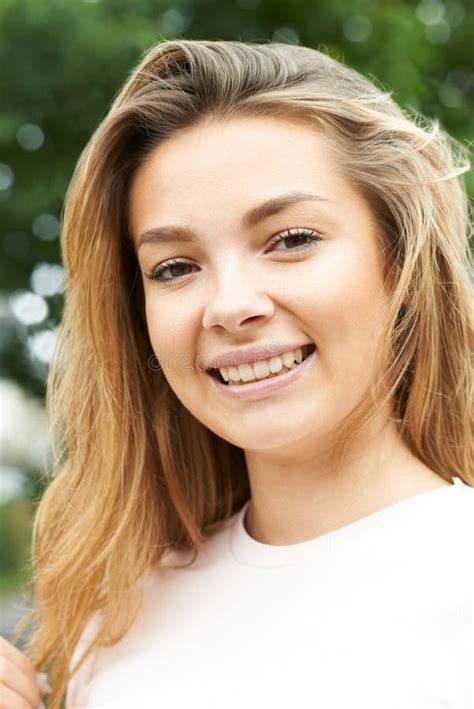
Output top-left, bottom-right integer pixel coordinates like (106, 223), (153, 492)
(66, 476), (474, 708)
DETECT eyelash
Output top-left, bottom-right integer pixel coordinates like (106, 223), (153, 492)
(145, 227), (322, 286)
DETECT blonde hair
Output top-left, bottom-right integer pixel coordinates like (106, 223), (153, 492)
(13, 39), (473, 707)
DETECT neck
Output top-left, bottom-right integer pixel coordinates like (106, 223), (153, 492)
(243, 418), (450, 545)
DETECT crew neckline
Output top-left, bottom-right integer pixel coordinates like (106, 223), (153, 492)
(228, 476), (467, 568)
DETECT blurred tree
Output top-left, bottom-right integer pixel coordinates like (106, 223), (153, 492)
(0, 0), (472, 403)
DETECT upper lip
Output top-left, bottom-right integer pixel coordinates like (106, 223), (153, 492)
(203, 342), (314, 370)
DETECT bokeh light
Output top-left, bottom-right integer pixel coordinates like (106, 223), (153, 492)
(160, 8), (191, 36)
(30, 262), (65, 297)
(16, 123), (45, 151)
(32, 213), (60, 241)
(27, 328), (58, 365)
(342, 16), (373, 43)
(0, 163), (14, 191)
(8, 291), (49, 326)
(416, 0), (445, 25)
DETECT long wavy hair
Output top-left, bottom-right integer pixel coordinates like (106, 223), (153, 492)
(12, 39), (473, 708)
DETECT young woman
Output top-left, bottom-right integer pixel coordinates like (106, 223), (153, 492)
(1, 39), (473, 709)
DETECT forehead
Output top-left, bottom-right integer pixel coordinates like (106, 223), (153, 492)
(134, 117), (336, 180)
(128, 118), (347, 229)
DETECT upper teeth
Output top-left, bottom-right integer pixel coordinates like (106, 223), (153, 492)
(219, 347), (305, 383)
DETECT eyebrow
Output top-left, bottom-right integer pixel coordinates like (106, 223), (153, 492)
(136, 190), (333, 250)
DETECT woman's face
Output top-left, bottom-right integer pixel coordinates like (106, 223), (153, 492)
(129, 117), (390, 452)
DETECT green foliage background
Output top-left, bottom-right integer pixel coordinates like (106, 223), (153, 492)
(0, 0), (473, 609)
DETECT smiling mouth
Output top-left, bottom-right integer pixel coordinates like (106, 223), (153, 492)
(207, 343), (316, 385)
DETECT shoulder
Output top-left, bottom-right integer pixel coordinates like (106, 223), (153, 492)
(449, 476), (474, 513)
(432, 477), (474, 533)
(428, 477), (474, 568)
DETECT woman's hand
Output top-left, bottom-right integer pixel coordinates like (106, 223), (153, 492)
(0, 635), (51, 708)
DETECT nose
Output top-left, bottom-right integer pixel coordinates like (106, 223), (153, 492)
(201, 259), (274, 333)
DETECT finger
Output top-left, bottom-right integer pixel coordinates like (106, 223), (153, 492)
(0, 681), (32, 708)
(0, 655), (41, 708)
(0, 637), (38, 685)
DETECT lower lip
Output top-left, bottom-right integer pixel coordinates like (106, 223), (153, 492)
(206, 348), (317, 400)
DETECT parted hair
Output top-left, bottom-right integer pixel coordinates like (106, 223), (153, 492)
(13, 39), (473, 708)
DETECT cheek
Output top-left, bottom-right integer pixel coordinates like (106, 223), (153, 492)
(303, 250), (388, 371)
(145, 296), (199, 379)
(145, 299), (178, 359)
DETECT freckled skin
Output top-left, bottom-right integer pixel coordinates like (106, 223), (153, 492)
(129, 117), (447, 545)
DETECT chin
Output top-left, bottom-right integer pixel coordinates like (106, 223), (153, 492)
(230, 426), (310, 452)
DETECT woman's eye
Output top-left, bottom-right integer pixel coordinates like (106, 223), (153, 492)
(269, 227), (322, 253)
(145, 227), (322, 285)
(146, 259), (197, 284)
